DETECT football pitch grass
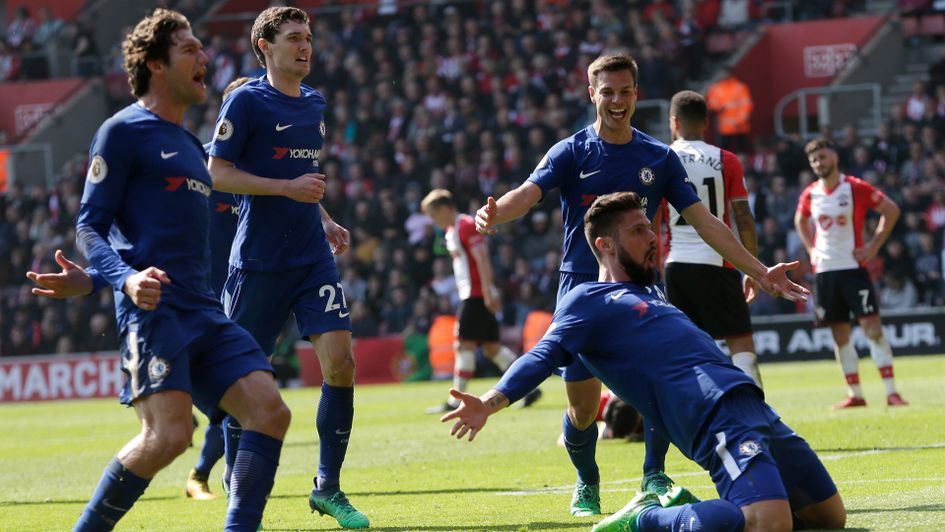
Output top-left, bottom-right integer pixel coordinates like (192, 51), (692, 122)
(2, 355), (945, 531)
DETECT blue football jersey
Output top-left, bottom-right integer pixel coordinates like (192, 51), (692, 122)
(78, 103), (219, 327)
(208, 77), (332, 271)
(540, 281), (757, 459)
(528, 126), (699, 275)
(208, 189), (238, 296)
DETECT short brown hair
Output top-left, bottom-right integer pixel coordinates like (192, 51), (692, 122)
(420, 189), (454, 214)
(251, 6), (310, 68)
(804, 137), (835, 156)
(123, 9), (191, 98)
(222, 76), (253, 100)
(670, 90), (707, 125)
(587, 54), (638, 88)
(583, 192), (644, 259)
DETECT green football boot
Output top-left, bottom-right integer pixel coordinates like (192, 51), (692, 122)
(309, 489), (370, 529)
(591, 491), (661, 532)
(570, 482), (602, 516)
(641, 471), (700, 507)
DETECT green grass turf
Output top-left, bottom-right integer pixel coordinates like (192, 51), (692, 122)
(2, 354), (944, 531)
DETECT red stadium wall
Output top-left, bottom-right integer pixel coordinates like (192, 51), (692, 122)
(0, 78), (87, 140)
(297, 336), (410, 386)
(734, 16), (885, 137)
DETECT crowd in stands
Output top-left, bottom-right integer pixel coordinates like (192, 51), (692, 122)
(0, 0), (943, 356)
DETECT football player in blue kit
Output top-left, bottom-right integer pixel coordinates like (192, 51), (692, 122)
(475, 54), (809, 516)
(70, 9), (289, 532)
(206, 6), (367, 529)
(447, 192), (846, 532)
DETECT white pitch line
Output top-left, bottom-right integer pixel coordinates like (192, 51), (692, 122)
(498, 443), (945, 497)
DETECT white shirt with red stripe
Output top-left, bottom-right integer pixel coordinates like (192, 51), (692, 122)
(445, 213), (484, 300)
(666, 140), (746, 268)
(797, 174), (885, 273)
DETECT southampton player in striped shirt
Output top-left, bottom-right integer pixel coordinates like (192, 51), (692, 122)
(795, 137), (907, 409)
(445, 192), (845, 532)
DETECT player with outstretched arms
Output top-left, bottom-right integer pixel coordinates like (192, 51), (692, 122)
(446, 192), (846, 532)
(71, 10), (288, 531)
(794, 138), (907, 409)
(664, 90), (762, 387)
(207, 7), (367, 529)
(475, 53), (807, 516)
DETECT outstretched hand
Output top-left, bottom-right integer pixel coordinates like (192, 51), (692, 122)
(756, 261), (808, 302)
(440, 388), (490, 441)
(475, 197), (499, 235)
(26, 249), (93, 298)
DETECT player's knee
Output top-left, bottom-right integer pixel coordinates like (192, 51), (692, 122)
(266, 399), (292, 435)
(323, 354), (356, 386)
(566, 404), (597, 430)
(149, 425), (192, 461)
(864, 327), (883, 342)
(742, 504), (792, 532)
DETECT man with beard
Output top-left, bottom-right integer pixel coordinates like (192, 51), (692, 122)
(795, 138), (907, 409)
(445, 192), (846, 532)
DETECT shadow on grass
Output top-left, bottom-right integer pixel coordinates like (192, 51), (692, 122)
(263, 523), (590, 531)
(0, 495), (179, 506)
(269, 486), (520, 499)
(847, 503), (945, 514)
(813, 443), (945, 453)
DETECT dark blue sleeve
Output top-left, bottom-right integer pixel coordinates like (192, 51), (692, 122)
(526, 138), (575, 199)
(76, 203), (136, 291)
(494, 339), (573, 404)
(85, 267), (109, 294)
(663, 149), (700, 212)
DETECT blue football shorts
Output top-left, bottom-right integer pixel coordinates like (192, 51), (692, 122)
(693, 385), (838, 510)
(557, 271), (599, 382)
(118, 304), (272, 422)
(223, 261), (352, 355)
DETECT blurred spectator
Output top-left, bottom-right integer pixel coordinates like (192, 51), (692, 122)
(7, 6), (36, 49)
(706, 66), (753, 153)
(904, 80), (930, 123)
(0, 41), (20, 81)
(33, 6), (64, 47)
(879, 272), (919, 310)
(68, 21), (100, 76)
(930, 47), (945, 96)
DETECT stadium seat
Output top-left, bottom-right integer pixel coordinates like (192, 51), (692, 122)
(901, 15), (920, 37)
(706, 32), (736, 55)
(919, 14), (945, 37)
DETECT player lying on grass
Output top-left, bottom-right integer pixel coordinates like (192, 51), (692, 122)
(443, 191), (846, 532)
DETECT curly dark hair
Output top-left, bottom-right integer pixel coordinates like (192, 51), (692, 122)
(251, 6), (310, 68)
(122, 9), (191, 98)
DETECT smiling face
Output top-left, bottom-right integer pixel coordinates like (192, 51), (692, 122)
(161, 28), (208, 106)
(589, 69), (637, 139)
(261, 20), (312, 80)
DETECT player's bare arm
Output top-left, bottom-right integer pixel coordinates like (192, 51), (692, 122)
(794, 210), (816, 258)
(208, 155), (325, 203)
(475, 182), (542, 234)
(440, 388), (510, 441)
(854, 197), (900, 263)
(731, 199), (760, 302)
(26, 249), (93, 298)
(469, 241), (499, 313)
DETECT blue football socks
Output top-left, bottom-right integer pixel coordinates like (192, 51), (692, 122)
(195, 421), (225, 477)
(222, 415), (243, 489)
(642, 419), (670, 476)
(74, 457), (151, 531)
(313, 383), (354, 495)
(638, 500), (745, 531)
(225, 430), (283, 531)
(562, 413), (600, 486)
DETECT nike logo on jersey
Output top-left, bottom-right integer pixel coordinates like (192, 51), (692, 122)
(579, 169), (601, 179)
(609, 290), (627, 301)
(275, 123), (293, 131)
(160, 151), (178, 159)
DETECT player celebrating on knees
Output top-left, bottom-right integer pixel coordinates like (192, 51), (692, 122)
(795, 138), (907, 409)
(475, 53), (806, 517)
(72, 10), (289, 531)
(420, 189), (542, 413)
(445, 192), (846, 532)
(207, 7), (367, 529)
(665, 90), (762, 387)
